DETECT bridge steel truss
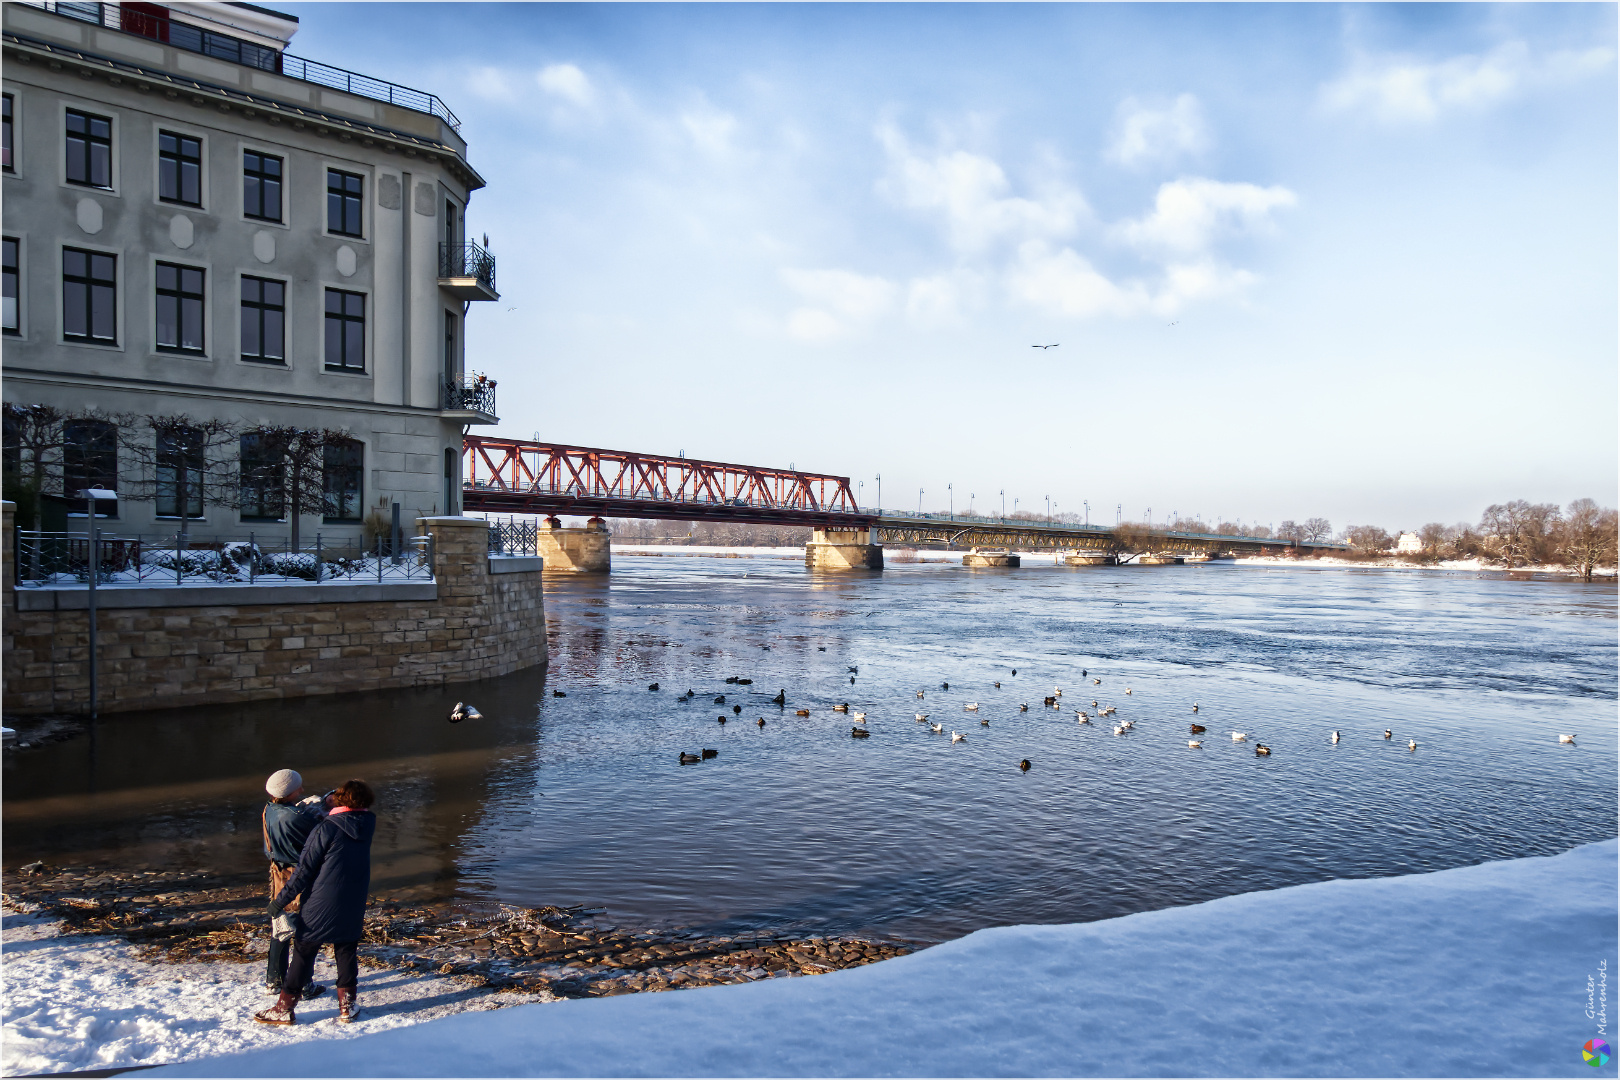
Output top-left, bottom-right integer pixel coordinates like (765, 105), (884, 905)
(460, 437), (1347, 557)
(461, 436), (869, 528)
(872, 516), (1317, 557)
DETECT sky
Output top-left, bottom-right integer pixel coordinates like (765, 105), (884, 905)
(283, 2), (1618, 533)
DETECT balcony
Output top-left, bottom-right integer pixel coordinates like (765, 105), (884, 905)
(444, 373), (498, 424)
(438, 241), (498, 301)
(19, 2), (462, 129)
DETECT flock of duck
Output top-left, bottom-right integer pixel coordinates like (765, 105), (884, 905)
(515, 668), (1580, 765)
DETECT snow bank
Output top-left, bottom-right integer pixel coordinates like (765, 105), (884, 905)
(0, 909), (549, 1076)
(155, 840), (1618, 1078)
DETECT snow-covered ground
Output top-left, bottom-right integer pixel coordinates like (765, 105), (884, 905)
(1235, 553), (1616, 576)
(144, 840), (1617, 1078)
(0, 908), (550, 1075)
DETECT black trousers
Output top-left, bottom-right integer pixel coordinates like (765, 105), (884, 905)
(283, 939), (359, 993)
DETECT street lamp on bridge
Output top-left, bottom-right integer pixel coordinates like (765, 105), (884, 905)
(1046, 495), (1051, 524)
(1084, 500), (1089, 525)
(918, 488), (924, 513)
(875, 474), (881, 513)
(1000, 490), (1005, 519)
(948, 483), (953, 520)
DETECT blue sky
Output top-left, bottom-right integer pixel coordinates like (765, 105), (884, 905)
(286, 3), (1617, 532)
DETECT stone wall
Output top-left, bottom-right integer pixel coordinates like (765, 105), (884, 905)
(1, 509), (548, 715)
(536, 518), (611, 573)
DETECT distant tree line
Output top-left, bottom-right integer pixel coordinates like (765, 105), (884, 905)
(1336, 498), (1617, 581)
(606, 517), (812, 547)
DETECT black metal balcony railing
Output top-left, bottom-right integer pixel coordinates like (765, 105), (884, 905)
(444, 374), (497, 416)
(439, 242), (496, 291)
(24, 2), (462, 130)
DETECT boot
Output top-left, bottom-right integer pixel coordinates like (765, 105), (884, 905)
(336, 987), (360, 1024)
(253, 990), (298, 1025)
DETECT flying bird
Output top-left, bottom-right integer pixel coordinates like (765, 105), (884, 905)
(1032, 344), (1059, 349)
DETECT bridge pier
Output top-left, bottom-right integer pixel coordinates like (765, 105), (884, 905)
(537, 516), (612, 572)
(805, 528), (883, 571)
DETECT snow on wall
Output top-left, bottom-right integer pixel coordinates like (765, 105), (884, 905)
(154, 839), (1618, 1078)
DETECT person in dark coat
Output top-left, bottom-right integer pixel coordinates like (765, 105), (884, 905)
(260, 769), (325, 998)
(254, 778), (376, 1026)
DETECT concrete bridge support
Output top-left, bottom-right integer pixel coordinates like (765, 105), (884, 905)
(537, 516), (612, 573)
(805, 528), (883, 571)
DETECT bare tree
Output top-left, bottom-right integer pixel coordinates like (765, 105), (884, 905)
(1418, 522), (1448, 555)
(120, 415), (241, 542)
(1480, 500), (1561, 566)
(1345, 525), (1392, 553)
(1276, 520), (1304, 542)
(1557, 498), (1618, 582)
(2, 403), (69, 529)
(1302, 517), (1333, 542)
(239, 425), (350, 549)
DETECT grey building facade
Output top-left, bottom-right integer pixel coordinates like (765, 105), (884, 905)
(2, 0), (497, 545)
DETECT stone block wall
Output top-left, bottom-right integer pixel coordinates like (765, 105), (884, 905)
(1, 509), (547, 715)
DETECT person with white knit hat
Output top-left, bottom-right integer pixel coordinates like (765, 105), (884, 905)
(262, 769), (326, 998)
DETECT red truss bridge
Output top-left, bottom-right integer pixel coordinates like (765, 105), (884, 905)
(461, 436), (871, 527)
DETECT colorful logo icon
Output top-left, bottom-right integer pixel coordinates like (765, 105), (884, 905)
(1585, 1038), (1611, 1068)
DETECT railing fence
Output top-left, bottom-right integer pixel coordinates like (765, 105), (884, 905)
(14, 530), (434, 587)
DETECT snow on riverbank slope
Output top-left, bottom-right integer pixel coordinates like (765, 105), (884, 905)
(158, 840), (1618, 1078)
(0, 909), (550, 1075)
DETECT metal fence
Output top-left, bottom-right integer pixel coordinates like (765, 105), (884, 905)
(487, 518), (539, 557)
(23, 1), (462, 129)
(438, 242), (497, 291)
(444, 374), (498, 416)
(13, 531), (434, 588)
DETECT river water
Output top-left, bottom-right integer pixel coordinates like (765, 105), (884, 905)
(4, 556), (1615, 943)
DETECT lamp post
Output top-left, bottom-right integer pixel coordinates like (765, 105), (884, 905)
(875, 474), (881, 514)
(969, 492), (975, 515)
(77, 487), (117, 720)
(1083, 500), (1090, 526)
(858, 481), (863, 509)
(948, 484), (953, 520)
(918, 488), (924, 513)
(1000, 489), (1005, 519)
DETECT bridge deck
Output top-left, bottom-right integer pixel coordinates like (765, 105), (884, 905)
(461, 437), (1348, 554)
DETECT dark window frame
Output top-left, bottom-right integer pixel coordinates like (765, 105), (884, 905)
(326, 168), (364, 237)
(155, 261), (206, 355)
(243, 149), (282, 222)
(155, 426), (205, 520)
(3, 93), (14, 173)
(323, 287), (366, 372)
(443, 309), (457, 381)
(322, 438), (363, 523)
(3, 237), (18, 336)
(240, 275), (285, 364)
(62, 246), (117, 345)
(157, 130), (202, 206)
(65, 108), (113, 189)
(238, 431), (285, 522)
(64, 417), (119, 518)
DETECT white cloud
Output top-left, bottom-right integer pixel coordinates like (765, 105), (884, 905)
(905, 270), (986, 327)
(1006, 244), (1256, 320)
(1321, 42), (1613, 123)
(1115, 178), (1297, 255)
(681, 108), (738, 155)
(537, 63), (594, 107)
(467, 66), (518, 102)
(1105, 94), (1210, 167)
(781, 268), (897, 340)
(876, 125), (1086, 253)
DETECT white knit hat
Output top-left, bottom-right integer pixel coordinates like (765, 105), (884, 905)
(265, 769), (302, 799)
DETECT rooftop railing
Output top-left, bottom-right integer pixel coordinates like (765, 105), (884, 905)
(20, 2), (462, 130)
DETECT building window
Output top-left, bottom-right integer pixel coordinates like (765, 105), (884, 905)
(155, 262), (205, 354)
(155, 427), (204, 519)
(444, 310), (457, 381)
(326, 169), (363, 237)
(243, 151), (281, 222)
(63, 247), (116, 344)
(64, 418), (118, 516)
(158, 131), (201, 206)
(322, 439), (362, 523)
(240, 276), (284, 363)
(65, 108), (112, 189)
(3, 238), (18, 335)
(3, 94), (14, 173)
(239, 432), (284, 521)
(324, 288), (364, 371)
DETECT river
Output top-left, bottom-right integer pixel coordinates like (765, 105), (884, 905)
(4, 556), (1615, 943)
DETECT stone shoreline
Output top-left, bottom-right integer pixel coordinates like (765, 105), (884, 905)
(1, 864), (919, 1000)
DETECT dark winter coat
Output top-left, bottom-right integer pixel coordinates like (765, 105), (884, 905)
(273, 809), (375, 944)
(262, 801), (321, 867)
